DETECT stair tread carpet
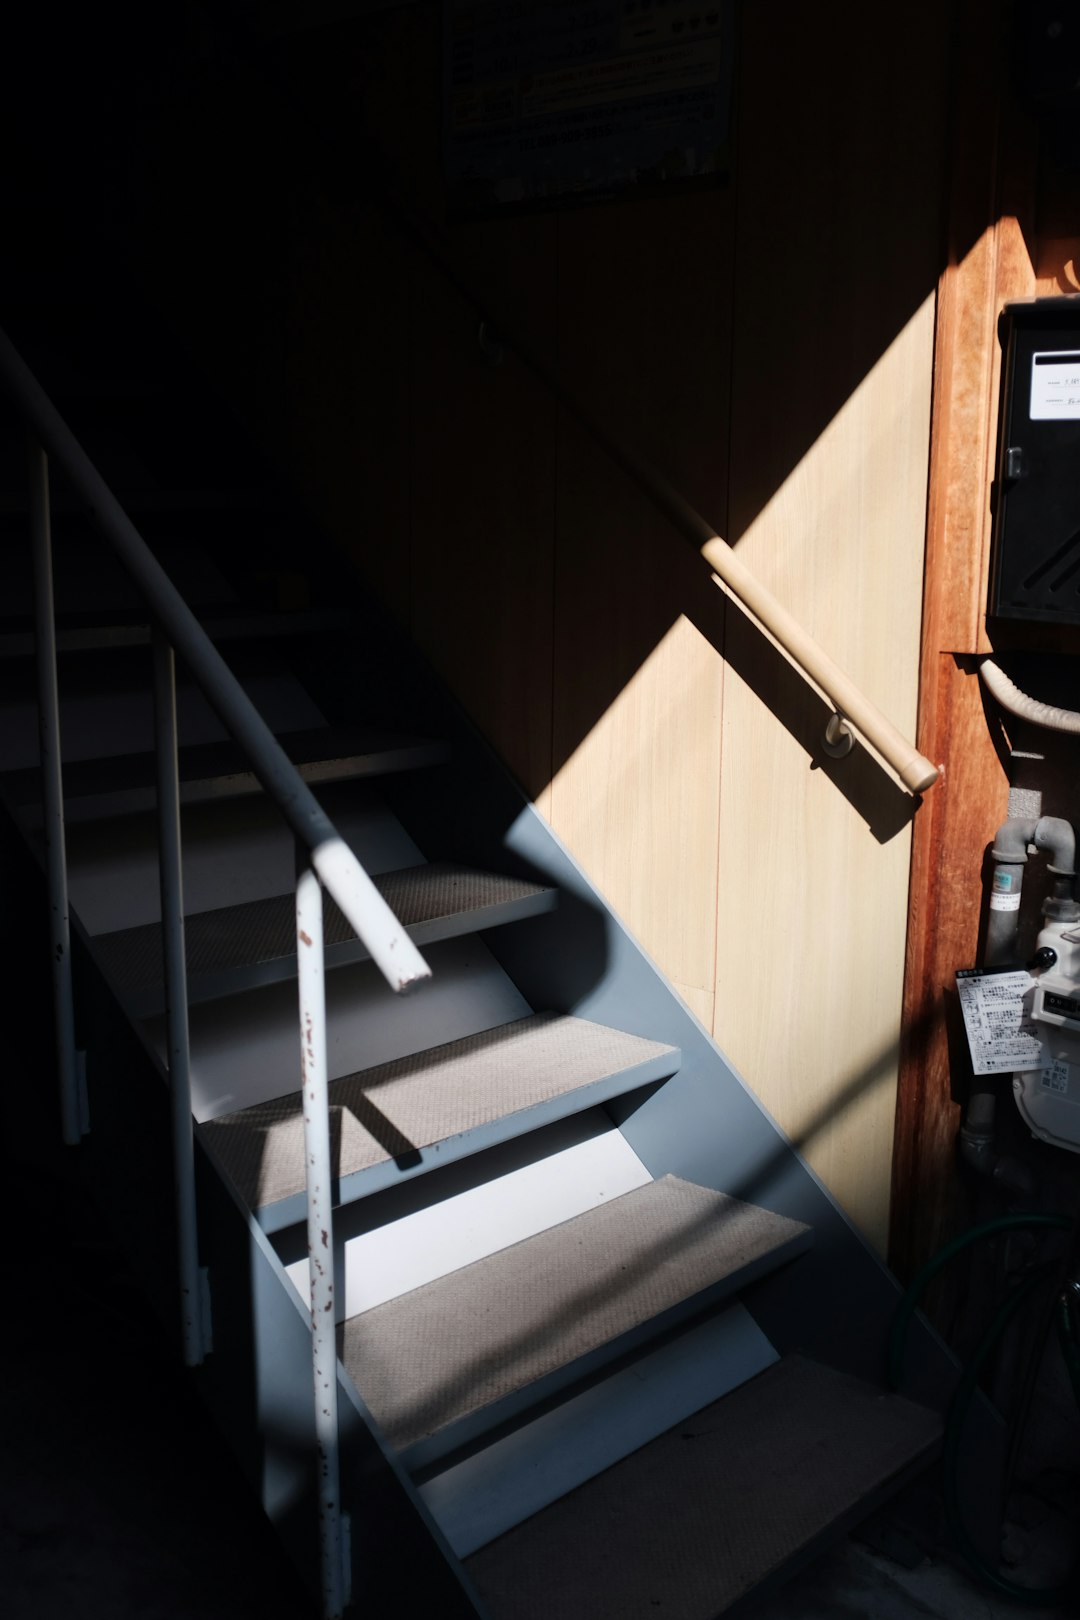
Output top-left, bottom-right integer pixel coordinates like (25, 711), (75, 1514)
(466, 1353), (943, 1620)
(93, 861), (558, 1009)
(0, 605), (355, 657)
(0, 724), (448, 814)
(339, 1175), (812, 1454)
(202, 1012), (680, 1215)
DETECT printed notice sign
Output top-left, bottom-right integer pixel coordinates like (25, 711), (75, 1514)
(445, 0), (733, 215)
(1030, 351), (1080, 420)
(956, 967), (1044, 1075)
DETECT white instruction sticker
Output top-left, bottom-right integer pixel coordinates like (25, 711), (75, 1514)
(1031, 351), (1080, 419)
(956, 967), (1044, 1075)
(1042, 1060), (1070, 1095)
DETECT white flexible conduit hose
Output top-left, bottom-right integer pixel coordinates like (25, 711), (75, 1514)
(978, 658), (1080, 735)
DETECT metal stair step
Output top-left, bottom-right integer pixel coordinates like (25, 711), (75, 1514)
(202, 1013), (681, 1231)
(338, 1175), (812, 1469)
(0, 605), (355, 658)
(0, 485), (272, 517)
(419, 1303), (780, 1558)
(94, 861), (558, 1015)
(466, 1354), (943, 1620)
(0, 724), (449, 820)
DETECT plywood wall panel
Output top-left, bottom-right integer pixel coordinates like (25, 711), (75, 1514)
(546, 191), (734, 1012)
(283, 204), (417, 622)
(716, 297), (936, 1253)
(555, 192), (732, 523)
(717, 1), (947, 1250)
(409, 224), (559, 804)
(891, 5), (1039, 1280)
(549, 426), (725, 1001)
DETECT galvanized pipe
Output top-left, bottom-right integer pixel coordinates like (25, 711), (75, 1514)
(297, 853), (346, 1620)
(153, 632), (206, 1367)
(29, 441), (82, 1145)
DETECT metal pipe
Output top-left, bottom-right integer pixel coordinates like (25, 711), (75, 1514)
(986, 815), (1078, 966)
(0, 327), (429, 996)
(153, 632), (206, 1367)
(987, 815), (1039, 967)
(297, 852), (346, 1620)
(979, 658), (1080, 735)
(29, 441), (83, 1145)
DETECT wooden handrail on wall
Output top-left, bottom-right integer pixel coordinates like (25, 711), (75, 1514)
(205, 11), (944, 799)
(700, 531), (941, 795)
(586, 436), (942, 797)
(477, 315), (939, 799)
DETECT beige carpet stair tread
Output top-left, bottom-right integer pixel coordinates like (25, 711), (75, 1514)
(340, 1175), (811, 1453)
(0, 723), (447, 809)
(467, 1353), (943, 1620)
(93, 861), (556, 1000)
(202, 1013), (679, 1209)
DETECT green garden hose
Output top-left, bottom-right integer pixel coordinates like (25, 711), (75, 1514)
(942, 1272), (1076, 1607)
(888, 1210), (1079, 1606)
(887, 1212), (1073, 1393)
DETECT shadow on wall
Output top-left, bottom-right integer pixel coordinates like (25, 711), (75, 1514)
(0, 0), (989, 819)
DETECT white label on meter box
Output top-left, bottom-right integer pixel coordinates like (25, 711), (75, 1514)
(1031, 351), (1080, 419)
(956, 966), (1044, 1075)
(1042, 1060), (1070, 1095)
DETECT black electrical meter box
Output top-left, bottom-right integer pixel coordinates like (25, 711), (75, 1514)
(990, 298), (1080, 625)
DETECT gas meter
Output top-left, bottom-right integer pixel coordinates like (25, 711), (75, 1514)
(1020, 912), (1080, 1152)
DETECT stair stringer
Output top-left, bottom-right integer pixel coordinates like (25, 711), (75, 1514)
(314, 622), (962, 1411)
(377, 732), (1007, 1539)
(192, 1135), (489, 1620)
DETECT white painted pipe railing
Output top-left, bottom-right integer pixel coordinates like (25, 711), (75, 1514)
(0, 324), (429, 1620)
(28, 442), (85, 1146)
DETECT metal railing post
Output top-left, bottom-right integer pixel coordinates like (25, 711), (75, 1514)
(29, 440), (85, 1144)
(153, 629), (209, 1367)
(297, 848), (346, 1620)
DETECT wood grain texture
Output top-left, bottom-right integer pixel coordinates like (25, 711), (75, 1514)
(892, 656), (1008, 1282)
(891, 0), (1037, 1282)
(409, 227), (559, 804)
(712, 1), (947, 1253)
(1036, 237), (1080, 295)
(548, 428), (726, 1005)
(127, 0), (961, 1252)
(717, 298), (937, 1254)
(546, 190), (733, 1013)
(282, 203), (416, 622)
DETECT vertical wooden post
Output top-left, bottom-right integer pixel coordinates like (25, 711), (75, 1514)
(890, 0), (1037, 1286)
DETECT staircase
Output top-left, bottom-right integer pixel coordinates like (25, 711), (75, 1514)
(0, 290), (961, 1619)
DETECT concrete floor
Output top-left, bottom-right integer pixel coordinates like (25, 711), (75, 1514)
(2, 1147), (1077, 1620)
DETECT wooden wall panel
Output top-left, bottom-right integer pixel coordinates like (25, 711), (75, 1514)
(408, 225), (559, 805)
(717, 298), (937, 1254)
(282, 203), (416, 622)
(548, 429), (726, 1018)
(709, 1), (948, 1253)
(129, 0), (957, 1252)
(890, 0), (1038, 1283)
(546, 193), (733, 1027)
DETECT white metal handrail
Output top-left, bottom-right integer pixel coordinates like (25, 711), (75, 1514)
(0, 322), (427, 1620)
